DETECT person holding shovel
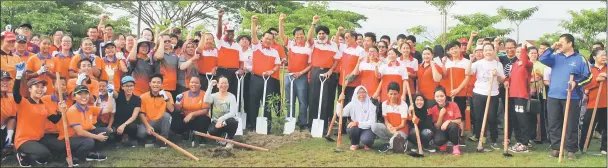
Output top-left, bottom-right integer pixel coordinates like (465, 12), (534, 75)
(371, 82), (409, 153)
(504, 41), (534, 153)
(341, 86), (377, 151)
(539, 34), (592, 160)
(408, 93), (435, 152)
(428, 86), (463, 156)
(579, 49), (606, 155)
(205, 76), (238, 149)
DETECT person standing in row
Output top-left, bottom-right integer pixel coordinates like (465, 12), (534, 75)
(237, 35), (253, 128)
(580, 49), (607, 155)
(398, 42), (418, 103)
(99, 42), (128, 92)
(215, 9), (241, 97)
(155, 33), (180, 99)
(540, 34), (592, 160)
(127, 38), (155, 96)
(441, 41), (470, 143)
(417, 47), (443, 107)
(26, 37), (57, 95)
(69, 37), (102, 79)
(528, 44), (548, 144)
(504, 41), (534, 152)
(339, 30), (365, 106)
(247, 15), (281, 132)
(307, 15), (341, 132)
(52, 35), (75, 79)
(279, 13), (312, 130)
(14, 34), (32, 62)
(196, 32), (218, 90)
(177, 33), (200, 94)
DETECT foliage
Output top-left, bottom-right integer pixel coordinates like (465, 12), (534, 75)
(536, 32), (562, 46)
(265, 93), (288, 135)
(238, 1), (367, 41)
(425, 0), (455, 14)
(406, 25), (436, 42)
(0, 1), (131, 49)
(560, 7), (607, 50)
(497, 6), (539, 42)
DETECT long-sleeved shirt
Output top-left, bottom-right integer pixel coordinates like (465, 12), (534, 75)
(203, 86), (237, 123)
(506, 47), (533, 99)
(539, 47), (592, 100)
(584, 64), (607, 109)
(342, 99), (377, 129)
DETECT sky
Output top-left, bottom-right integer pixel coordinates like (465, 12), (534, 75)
(112, 1), (606, 43)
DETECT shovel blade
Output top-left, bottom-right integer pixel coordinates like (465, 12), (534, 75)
(311, 119), (324, 138)
(240, 112), (247, 130)
(283, 117), (297, 135)
(235, 116), (244, 136)
(256, 117), (268, 135)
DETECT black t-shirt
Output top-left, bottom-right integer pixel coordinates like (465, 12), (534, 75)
(113, 90), (142, 127)
(413, 51), (422, 64)
(498, 55), (518, 97)
(93, 39), (104, 56)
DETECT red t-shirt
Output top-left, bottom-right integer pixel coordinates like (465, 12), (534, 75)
(506, 47), (533, 99)
(428, 101), (462, 124)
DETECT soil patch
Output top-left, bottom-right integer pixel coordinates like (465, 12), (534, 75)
(202, 147), (236, 158)
(240, 130), (312, 149)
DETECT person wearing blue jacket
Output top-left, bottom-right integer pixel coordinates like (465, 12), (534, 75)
(539, 34), (592, 160)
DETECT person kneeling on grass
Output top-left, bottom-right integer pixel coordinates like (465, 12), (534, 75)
(205, 76), (238, 149)
(138, 74), (174, 149)
(111, 76), (142, 148)
(340, 86), (377, 151)
(172, 76), (212, 147)
(60, 84), (114, 165)
(408, 94), (435, 153)
(93, 80), (117, 143)
(1, 70), (17, 161)
(428, 86), (462, 156)
(372, 82), (409, 153)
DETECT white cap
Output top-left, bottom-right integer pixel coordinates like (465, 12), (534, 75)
(225, 23), (235, 31)
(475, 45), (483, 51)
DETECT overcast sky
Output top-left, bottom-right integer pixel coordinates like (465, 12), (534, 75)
(326, 1), (606, 42)
(114, 1), (606, 43)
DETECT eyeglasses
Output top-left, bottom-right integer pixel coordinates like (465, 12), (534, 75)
(377, 45), (387, 48)
(123, 85), (134, 88)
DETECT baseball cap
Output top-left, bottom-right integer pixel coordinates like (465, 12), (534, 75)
(16, 34), (27, 43)
(225, 23), (235, 31)
(102, 41), (116, 48)
(475, 45), (484, 51)
(27, 78), (48, 88)
(1, 70), (12, 80)
(121, 76), (135, 84)
(73, 85), (90, 94)
(1, 31), (16, 41)
(459, 37), (468, 44)
(19, 22), (32, 29)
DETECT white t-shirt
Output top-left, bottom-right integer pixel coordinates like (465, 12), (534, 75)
(239, 47), (254, 71)
(543, 67), (552, 83)
(470, 59), (505, 96)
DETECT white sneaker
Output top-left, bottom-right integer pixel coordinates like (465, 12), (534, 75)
(601, 150), (607, 155)
(225, 143), (234, 149)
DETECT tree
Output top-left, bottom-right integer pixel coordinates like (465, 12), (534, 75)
(560, 7), (607, 50)
(0, 1), (130, 48)
(239, 2), (367, 44)
(536, 32), (562, 45)
(425, 0), (455, 46)
(497, 6), (539, 43)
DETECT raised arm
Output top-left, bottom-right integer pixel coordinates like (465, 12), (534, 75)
(466, 31), (477, 53)
(154, 35), (165, 61)
(251, 15), (259, 45)
(278, 13), (288, 45)
(128, 39), (138, 62)
(307, 16), (320, 45)
(431, 62), (443, 82)
(539, 42), (558, 67)
(216, 8), (224, 39)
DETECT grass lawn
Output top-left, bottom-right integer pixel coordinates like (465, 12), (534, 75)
(2, 130), (606, 167)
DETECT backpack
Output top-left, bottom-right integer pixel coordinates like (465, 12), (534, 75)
(392, 133), (407, 154)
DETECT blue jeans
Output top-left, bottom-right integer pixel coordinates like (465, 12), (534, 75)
(284, 74), (309, 127)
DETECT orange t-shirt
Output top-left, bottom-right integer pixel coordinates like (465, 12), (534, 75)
(251, 43), (281, 80)
(585, 65), (607, 109)
(378, 62), (408, 102)
(358, 61), (380, 97)
(417, 63), (443, 100)
(271, 42), (287, 60)
(52, 51), (74, 78)
(338, 45), (366, 87)
(41, 94), (73, 134)
(59, 104), (101, 140)
(69, 54), (103, 77)
(179, 90), (210, 115)
(310, 41), (340, 69)
(440, 58), (470, 97)
(26, 54), (59, 95)
(1, 51), (22, 94)
(399, 56), (419, 95)
(99, 57), (124, 91)
(382, 101), (410, 134)
(0, 96), (17, 126)
(286, 40), (312, 73)
(49, 45), (60, 54)
(67, 77), (100, 99)
(14, 97), (54, 149)
(196, 48), (218, 74)
(140, 91), (174, 121)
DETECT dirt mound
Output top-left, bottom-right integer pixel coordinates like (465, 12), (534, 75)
(202, 147), (236, 158)
(241, 130), (312, 149)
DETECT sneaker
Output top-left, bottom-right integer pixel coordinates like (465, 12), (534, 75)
(378, 143), (390, 153)
(86, 152), (107, 161)
(509, 143), (529, 153)
(425, 148), (436, 153)
(439, 144), (447, 152)
(600, 150), (606, 155)
(144, 139), (154, 148)
(66, 158), (80, 167)
(452, 145), (462, 156)
(528, 140), (533, 148)
(16, 153), (31, 167)
(350, 145), (358, 151)
(225, 143), (234, 149)
(550, 150), (559, 158)
(363, 145), (371, 151)
(217, 133), (228, 146)
(491, 143), (500, 150)
(567, 152), (576, 160)
(411, 148), (418, 152)
(159, 143), (168, 149)
(129, 140), (138, 148)
(468, 136), (479, 142)
(459, 137), (466, 147)
(35, 160), (48, 164)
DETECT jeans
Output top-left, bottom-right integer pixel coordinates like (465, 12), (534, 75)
(137, 112), (171, 139)
(346, 127), (375, 147)
(285, 74), (309, 127)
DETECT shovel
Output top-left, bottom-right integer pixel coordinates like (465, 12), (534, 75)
(283, 73), (297, 135)
(235, 72), (246, 136)
(311, 74), (328, 138)
(205, 72), (214, 89)
(583, 81), (603, 153)
(256, 75), (271, 135)
(477, 73), (495, 152)
(405, 83), (424, 158)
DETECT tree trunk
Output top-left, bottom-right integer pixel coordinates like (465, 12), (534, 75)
(516, 24), (520, 44)
(442, 11), (447, 46)
(137, 1), (142, 36)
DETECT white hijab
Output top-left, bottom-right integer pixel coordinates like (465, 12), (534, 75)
(343, 86), (377, 129)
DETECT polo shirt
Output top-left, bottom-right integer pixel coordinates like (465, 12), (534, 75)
(417, 63), (443, 100)
(285, 40), (312, 73)
(251, 42), (281, 80)
(378, 62), (408, 102)
(140, 91), (174, 121)
(52, 50), (74, 78)
(41, 94), (73, 133)
(215, 36), (241, 69)
(14, 51), (32, 62)
(310, 40), (340, 69)
(338, 44), (366, 87)
(382, 100), (409, 134)
(1, 50), (21, 92)
(196, 48), (218, 74)
(429, 101), (462, 128)
(0, 95), (17, 127)
(398, 56), (419, 95)
(67, 77), (100, 99)
(15, 97), (53, 149)
(99, 56), (123, 91)
(130, 55), (157, 96)
(26, 53), (59, 95)
(60, 104), (101, 139)
(179, 90), (210, 115)
(440, 58), (470, 97)
(358, 61), (380, 97)
(69, 53), (103, 77)
(239, 47), (254, 72)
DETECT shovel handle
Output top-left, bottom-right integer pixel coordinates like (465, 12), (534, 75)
(558, 74), (574, 163)
(194, 131), (269, 151)
(151, 132), (199, 161)
(583, 81), (603, 152)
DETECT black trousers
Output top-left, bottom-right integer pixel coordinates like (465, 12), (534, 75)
(468, 96), (476, 136)
(546, 97), (581, 153)
(472, 93), (499, 143)
(530, 95), (548, 142)
(448, 96), (467, 132)
(209, 118), (239, 139)
(17, 134), (65, 162)
(579, 108), (607, 151)
(110, 122), (139, 142)
(434, 123), (461, 146)
(68, 127), (109, 160)
(247, 74), (280, 131)
(308, 67), (337, 134)
(199, 73), (217, 92)
(243, 72), (252, 128)
(216, 67), (239, 97)
(509, 98), (531, 144)
(171, 112), (211, 135)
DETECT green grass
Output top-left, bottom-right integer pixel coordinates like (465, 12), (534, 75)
(2, 134), (606, 167)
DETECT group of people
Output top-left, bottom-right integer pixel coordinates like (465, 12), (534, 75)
(0, 9), (606, 167)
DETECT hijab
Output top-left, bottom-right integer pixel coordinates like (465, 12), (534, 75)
(344, 86), (376, 125)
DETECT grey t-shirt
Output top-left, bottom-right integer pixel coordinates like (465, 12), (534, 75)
(204, 86), (237, 122)
(177, 55), (199, 88)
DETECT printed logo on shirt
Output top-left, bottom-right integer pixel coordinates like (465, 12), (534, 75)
(569, 62), (576, 67)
